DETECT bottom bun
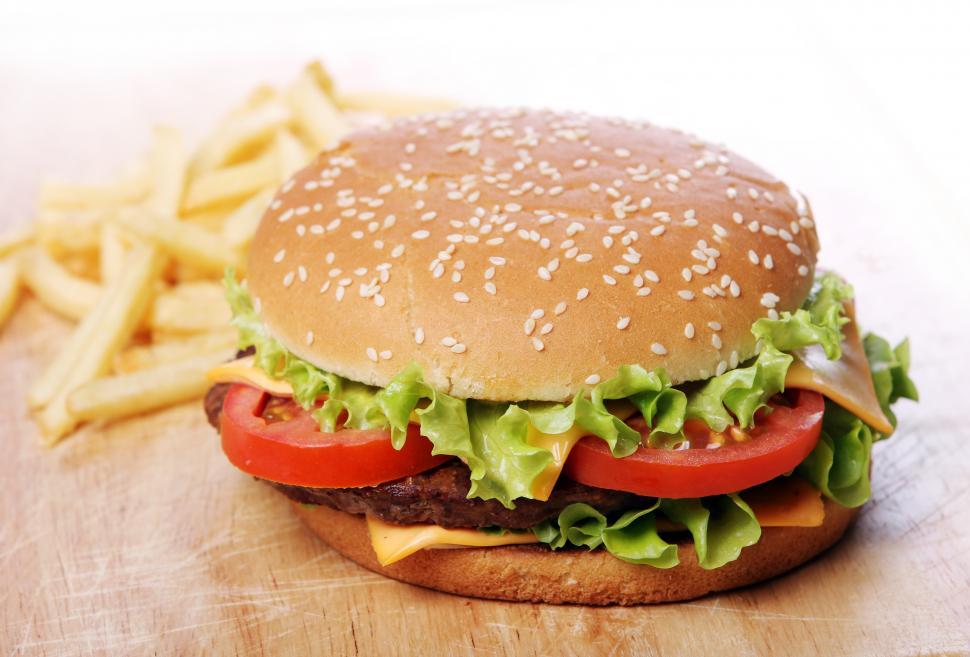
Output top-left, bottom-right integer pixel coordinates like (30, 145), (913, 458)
(288, 497), (859, 605)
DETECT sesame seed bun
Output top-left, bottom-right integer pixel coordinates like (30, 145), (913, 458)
(290, 498), (858, 605)
(247, 108), (820, 401)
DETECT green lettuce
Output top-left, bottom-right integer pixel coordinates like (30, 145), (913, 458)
(685, 272), (854, 431)
(534, 495), (759, 570)
(863, 334), (919, 431)
(797, 402), (873, 507)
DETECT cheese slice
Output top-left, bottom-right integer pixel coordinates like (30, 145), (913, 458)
(744, 476), (825, 527)
(784, 302), (893, 435)
(206, 356), (295, 396)
(526, 399), (638, 501)
(367, 515), (539, 566)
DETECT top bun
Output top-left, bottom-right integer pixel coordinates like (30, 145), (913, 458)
(247, 108), (820, 402)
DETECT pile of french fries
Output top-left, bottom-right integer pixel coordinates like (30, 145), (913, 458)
(0, 61), (455, 445)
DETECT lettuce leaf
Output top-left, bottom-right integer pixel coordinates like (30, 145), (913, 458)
(796, 402), (873, 507)
(533, 501), (678, 567)
(685, 272), (854, 431)
(685, 344), (792, 431)
(534, 496), (758, 569)
(659, 494), (761, 569)
(862, 333), (919, 431)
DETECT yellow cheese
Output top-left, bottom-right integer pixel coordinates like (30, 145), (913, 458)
(366, 515), (539, 566)
(784, 302), (893, 435)
(206, 356), (294, 396)
(526, 399), (638, 501)
(744, 476), (825, 528)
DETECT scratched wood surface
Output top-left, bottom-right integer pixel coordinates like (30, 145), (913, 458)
(3, 3), (970, 655)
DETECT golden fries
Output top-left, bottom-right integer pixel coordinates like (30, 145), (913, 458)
(0, 258), (22, 329)
(149, 281), (230, 334)
(32, 244), (163, 443)
(20, 247), (102, 321)
(115, 208), (241, 275)
(5, 59), (453, 443)
(0, 225), (34, 257)
(146, 125), (187, 217)
(113, 330), (238, 374)
(191, 101), (291, 175)
(286, 65), (350, 150)
(68, 352), (230, 423)
(38, 168), (149, 211)
(221, 187), (274, 249)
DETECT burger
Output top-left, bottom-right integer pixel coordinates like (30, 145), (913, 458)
(203, 108), (917, 605)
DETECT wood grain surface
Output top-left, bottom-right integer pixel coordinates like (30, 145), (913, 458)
(3, 4), (970, 654)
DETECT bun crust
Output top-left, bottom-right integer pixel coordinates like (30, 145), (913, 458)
(249, 109), (820, 401)
(290, 498), (858, 605)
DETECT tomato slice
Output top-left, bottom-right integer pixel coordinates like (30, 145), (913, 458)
(219, 384), (451, 488)
(563, 389), (825, 498)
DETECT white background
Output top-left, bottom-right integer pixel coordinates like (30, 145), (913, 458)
(1, 0), (968, 371)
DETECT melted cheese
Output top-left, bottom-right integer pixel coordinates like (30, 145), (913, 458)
(785, 302), (893, 435)
(526, 399), (638, 501)
(206, 356), (294, 396)
(744, 476), (825, 527)
(366, 515), (539, 566)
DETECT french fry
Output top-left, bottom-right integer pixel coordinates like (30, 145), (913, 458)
(35, 209), (106, 256)
(0, 257), (22, 329)
(113, 330), (237, 374)
(146, 125), (187, 217)
(33, 244), (163, 442)
(336, 90), (459, 117)
(274, 129), (310, 182)
(182, 150), (278, 212)
(67, 352), (229, 423)
(20, 247), (102, 321)
(149, 281), (230, 334)
(222, 187), (274, 249)
(191, 101), (290, 175)
(180, 205), (236, 232)
(115, 208), (241, 275)
(286, 67), (350, 151)
(0, 225), (34, 257)
(99, 222), (127, 283)
(38, 168), (149, 211)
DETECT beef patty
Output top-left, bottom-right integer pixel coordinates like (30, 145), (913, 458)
(204, 382), (647, 528)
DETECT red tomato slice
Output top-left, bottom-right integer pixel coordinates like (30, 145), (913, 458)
(564, 389), (825, 498)
(219, 384), (451, 488)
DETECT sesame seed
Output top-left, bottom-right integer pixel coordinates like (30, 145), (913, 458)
(684, 322), (695, 339)
(651, 342), (668, 355)
(531, 337), (545, 351)
(273, 249), (286, 263)
(678, 290), (695, 300)
(748, 250), (759, 265)
(297, 266), (307, 282)
(454, 292), (470, 303)
(441, 336), (457, 347)
(524, 318), (536, 335)
(450, 343), (467, 354)
(577, 287), (589, 301)
(798, 265), (809, 276)
(764, 254), (774, 270)
(366, 347), (378, 362)
(484, 282), (497, 295)
(411, 230), (430, 240)
(414, 328), (425, 345)
(537, 267), (552, 281)
(531, 308), (545, 319)
(306, 331), (314, 345)
(282, 272), (295, 287)
(786, 242), (802, 255)
(617, 316), (631, 330)
(585, 374), (601, 385)
(712, 334), (723, 349)
(540, 322), (553, 335)
(380, 350), (392, 360)
(603, 274), (617, 286)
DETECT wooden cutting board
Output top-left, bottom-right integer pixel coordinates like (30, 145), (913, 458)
(1, 280), (968, 656)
